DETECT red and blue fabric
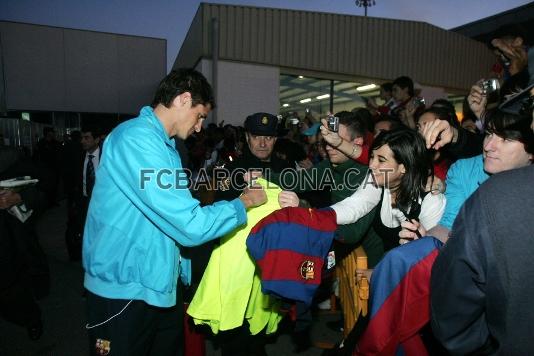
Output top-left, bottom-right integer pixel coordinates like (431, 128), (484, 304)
(246, 207), (337, 306)
(354, 237), (443, 356)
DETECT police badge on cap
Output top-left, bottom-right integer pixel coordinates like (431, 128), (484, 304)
(245, 112), (279, 136)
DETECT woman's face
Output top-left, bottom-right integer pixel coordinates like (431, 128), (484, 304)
(369, 144), (406, 188)
(417, 112), (437, 134)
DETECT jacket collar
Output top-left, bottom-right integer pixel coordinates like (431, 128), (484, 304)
(140, 106), (176, 148)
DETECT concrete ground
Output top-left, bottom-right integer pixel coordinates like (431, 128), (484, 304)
(0, 202), (343, 356)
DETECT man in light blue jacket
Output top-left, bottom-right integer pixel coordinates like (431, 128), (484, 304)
(83, 68), (266, 356)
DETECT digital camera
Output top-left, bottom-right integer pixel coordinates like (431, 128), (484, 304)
(413, 97), (426, 108)
(481, 78), (500, 95)
(327, 115), (339, 132)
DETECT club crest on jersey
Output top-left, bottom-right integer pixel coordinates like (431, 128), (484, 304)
(300, 260), (315, 280)
(95, 338), (111, 355)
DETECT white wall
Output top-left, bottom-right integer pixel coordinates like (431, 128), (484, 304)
(198, 59), (280, 127)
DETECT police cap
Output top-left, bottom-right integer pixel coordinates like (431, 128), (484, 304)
(244, 112), (278, 136)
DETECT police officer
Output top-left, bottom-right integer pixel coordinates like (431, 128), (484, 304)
(212, 112), (292, 356)
(215, 112), (293, 202)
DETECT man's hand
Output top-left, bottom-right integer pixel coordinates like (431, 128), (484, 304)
(0, 190), (22, 210)
(467, 82), (488, 120)
(278, 191), (299, 208)
(239, 184), (267, 209)
(319, 118), (343, 148)
(421, 119), (458, 150)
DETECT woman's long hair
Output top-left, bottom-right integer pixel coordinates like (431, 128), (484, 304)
(371, 128), (433, 213)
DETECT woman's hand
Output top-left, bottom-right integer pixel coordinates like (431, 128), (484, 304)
(425, 175), (445, 195)
(278, 191), (300, 208)
(399, 219), (427, 244)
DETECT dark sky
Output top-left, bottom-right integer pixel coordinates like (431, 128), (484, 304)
(1, 0), (531, 71)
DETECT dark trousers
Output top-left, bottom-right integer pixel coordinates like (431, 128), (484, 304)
(218, 321), (267, 356)
(86, 290), (184, 356)
(0, 278), (41, 327)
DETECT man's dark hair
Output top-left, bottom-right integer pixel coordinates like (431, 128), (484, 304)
(152, 68), (215, 109)
(335, 111), (366, 140)
(393, 76), (415, 97)
(485, 109), (534, 154)
(381, 83), (393, 93)
(81, 126), (102, 138)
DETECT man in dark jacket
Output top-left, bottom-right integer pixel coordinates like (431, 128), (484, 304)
(0, 147), (46, 340)
(431, 165), (534, 355)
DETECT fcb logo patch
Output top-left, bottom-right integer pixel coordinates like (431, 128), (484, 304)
(95, 338), (111, 355)
(300, 260), (315, 280)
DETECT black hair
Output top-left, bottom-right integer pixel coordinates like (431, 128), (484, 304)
(335, 111), (366, 140)
(431, 98), (455, 114)
(152, 68), (215, 109)
(392, 76), (415, 97)
(371, 128), (432, 213)
(351, 107), (375, 133)
(375, 115), (404, 131)
(420, 106), (460, 129)
(81, 126), (102, 138)
(485, 109), (534, 154)
(381, 83), (393, 93)
(273, 138), (307, 162)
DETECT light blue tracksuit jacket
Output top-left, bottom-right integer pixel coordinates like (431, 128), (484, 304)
(82, 106), (247, 307)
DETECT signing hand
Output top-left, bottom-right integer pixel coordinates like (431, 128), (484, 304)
(243, 170), (263, 184)
(239, 184), (267, 209)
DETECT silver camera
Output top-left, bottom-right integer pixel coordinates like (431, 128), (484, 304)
(327, 115), (339, 132)
(413, 97), (426, 108)
(481, 78), (500, 95)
